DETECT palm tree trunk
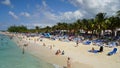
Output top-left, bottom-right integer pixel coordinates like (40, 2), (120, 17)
(91, 30), (94, 39)
(111, 29), (115, 37)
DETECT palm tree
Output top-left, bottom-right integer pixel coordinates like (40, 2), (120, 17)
(81, 19), (89, 34)
(76, 19), (83, 33)
(95, 12), (106, 38)
(56, 22), (68, 30)
(72, 22), (80, 36)
(35, 26), (39, 33)
(52, 25), (57, 31)
(87, 19), (95, 35)
(44, 26), (52, 33)
(106, 16), (120, 37)
(116, 10), (120, 17)
(115, 10), (120, 28)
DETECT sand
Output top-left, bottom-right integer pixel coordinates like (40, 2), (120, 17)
(2, 32), (120, 68)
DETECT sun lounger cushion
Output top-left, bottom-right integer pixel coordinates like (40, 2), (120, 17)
(107, 48), (117, 56)
(88, 50), (99, 53)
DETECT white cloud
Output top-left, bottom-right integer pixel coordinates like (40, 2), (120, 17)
(43, 10), (84, 23)
(8, 11), (18, 19)
(1, 0), (11, 5)
(59, 10), (84, 22)
(1, 0), (13, 7)
(28, 0), (85, 27)
(42, 0), (47, 7)
(20, 0), (120, 29)
(68, 0), (120, 17)
(43, 11), (58, 21)
(30, 1), (58, 25)
(36, 0), (120, 24)
(20, 12), (31, 17)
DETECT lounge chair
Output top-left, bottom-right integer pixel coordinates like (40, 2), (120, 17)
(107, 48), (117, 56)
(107, 42), (117, 48)
(88, 46), (103, 53)
(83, 41), (91, 45)
(88, 50), (99, 53)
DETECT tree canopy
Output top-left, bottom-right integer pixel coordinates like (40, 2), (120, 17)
(7, 10), (120, 37)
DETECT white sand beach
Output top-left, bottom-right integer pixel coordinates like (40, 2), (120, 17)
(2, 32), (120, 68)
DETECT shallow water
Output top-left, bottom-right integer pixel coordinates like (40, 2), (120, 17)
(0, 34), (54, 68)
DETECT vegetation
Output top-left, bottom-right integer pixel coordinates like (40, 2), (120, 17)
(7, 10), (120, 37)
(8, 25), (27, 32)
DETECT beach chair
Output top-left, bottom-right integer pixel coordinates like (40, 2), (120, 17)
(83, 41), (91, 45)
(88, 50), (99, 53)
(88, 46), (103, 53)
(107, 42), (117, 48)
(107, 48), (117, 56)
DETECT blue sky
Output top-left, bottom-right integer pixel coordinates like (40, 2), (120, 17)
(0, 0), (120, 30)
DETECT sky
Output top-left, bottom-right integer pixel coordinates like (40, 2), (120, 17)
(0, 0), (120, 30)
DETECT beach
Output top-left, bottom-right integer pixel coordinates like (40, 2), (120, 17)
(2, 32), (120, 68)
(1, 0), (120, 67)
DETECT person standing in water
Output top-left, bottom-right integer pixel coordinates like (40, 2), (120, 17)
(67, 57), (71, 68)
(22, 47), (25, 54)
(22, 44), (28, 54)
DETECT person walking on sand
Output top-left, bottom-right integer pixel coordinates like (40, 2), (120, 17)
(50, 45), (52, 49)
(75, 39), (79, 47)
(61, 50), (64, 55)
(67, 57), (71, 68)
(43, 43), (46, 46)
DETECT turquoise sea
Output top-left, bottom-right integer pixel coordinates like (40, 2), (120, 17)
(0, 34), (54, 68)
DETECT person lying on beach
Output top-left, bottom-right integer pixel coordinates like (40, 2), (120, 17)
(55, 49), (61, 55)
(58, 49), (61, 53)
(89, 47), (95, 52)
(55, 50), (59, 55)
(88, 46), (103, 53)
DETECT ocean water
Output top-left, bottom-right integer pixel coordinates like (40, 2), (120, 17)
(0, 34), (54, 68)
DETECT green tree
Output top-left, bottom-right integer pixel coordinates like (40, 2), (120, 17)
(8, 25), (27, 32)
(116, 10), (120, 17)
(35, 26), (39, 33)
(95, 13), (106, 37)
(107, 16), (120, 36)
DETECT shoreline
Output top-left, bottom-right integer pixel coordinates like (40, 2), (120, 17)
(11, 33), (93, 68)
(1, 32), (120, 68)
